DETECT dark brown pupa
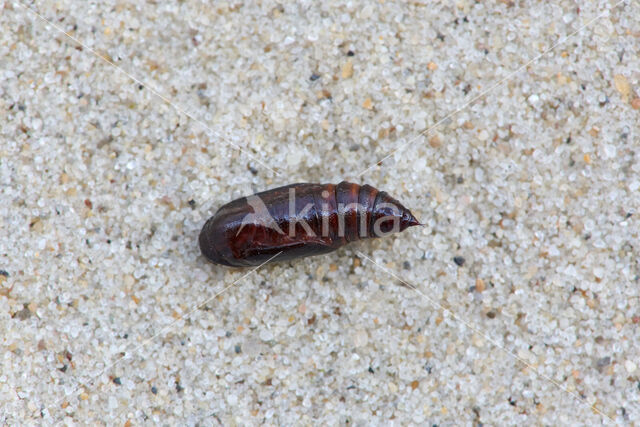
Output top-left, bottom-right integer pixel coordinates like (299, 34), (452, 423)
(199, 181), (420, 267)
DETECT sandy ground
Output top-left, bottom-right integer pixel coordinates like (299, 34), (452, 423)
(2, 0), (639, 424)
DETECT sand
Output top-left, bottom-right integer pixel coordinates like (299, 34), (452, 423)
(2, 0), (639, 424)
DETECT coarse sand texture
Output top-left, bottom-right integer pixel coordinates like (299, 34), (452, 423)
(1, 1), (639, 424)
